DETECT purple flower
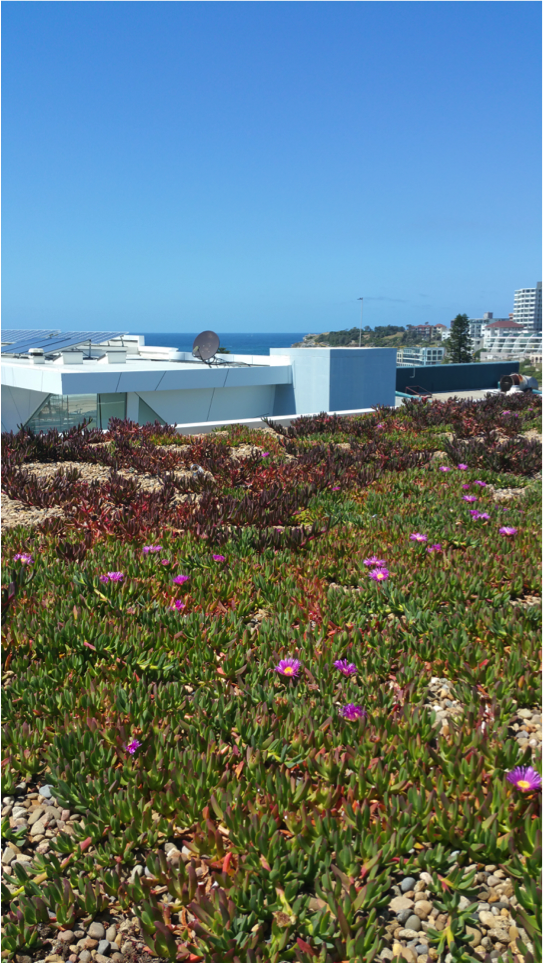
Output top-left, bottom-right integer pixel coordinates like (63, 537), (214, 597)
(499, 526), (518, 536)
(332, 486), (340, 491)
(170, 599), (186, 611)
(275, 658), (301, 678)
(457, 463), (468, 470)
(212, 554), (226, 562)
(470, 510), (490, 521)
(502, 410), (511, 415)
(124, 739), (142, 755)
(409, 533), (427, 543)
(13, 553), (34, 565)
(363, 556), (387, 567)
(99, 574), (110, 583)
(339, 703), (367, 721)
(462, 495), (478, 503)
(160, 559), (170, 565)
(173, 574), (190, 585)
(107, 572), (124, 581)
(333, 659), (357, 676)
(461, 483), (471, 490)
(506, 766), (542, 793)
(474, 480), (487, 487)
(261, 452), (270, 458)
(143, 545), (162, 554)
(427, 544), (442, 553)
(369, 567), (389, 582)
(439, 466), (451, 472)
(376, 423), (384, 428)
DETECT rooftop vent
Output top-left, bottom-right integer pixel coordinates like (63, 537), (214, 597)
(28, 348), (45, 365)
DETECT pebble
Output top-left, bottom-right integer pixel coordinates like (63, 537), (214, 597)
(38, 784), (53, 798)
(97, 940), (111, 955)
(95, 955), (112, 963)
(78, 953), (92, 963)
(130, 864), (144, 882)
(413, 900), (432, 920)
(59, 930), (75, 943)
(105, 925), (117, 943)
(401, 876), (417, 893)
(465, 925), (482, 944)
(397, 908), (413, 925)
(389, 895), (415, 914)
(30, 818), (47, 836)
(405, 914), (422, 932)
(88, 921), (106, 940)
(398, 928), (421, 940)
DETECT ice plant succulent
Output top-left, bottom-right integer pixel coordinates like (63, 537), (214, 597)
(143, 545), (163, 554)
(170, 600), (186, 611)
(333, 659), (357, 676)
(409, 533), (428, 543)
(462, 495), (478, 503)
(457, 463), (468, 470)
(499, 526), (518, 536)
(427, 544), (442, 553)
(506, 767), (542, 793)
(275, 658), (301, 678)
(439, 466), (451, 472)
(363, 556), (387, 567)
(212, 554), (226, 562)
(100, 572), (124, 582)
(474, 480), (487, 487)
(369, 567), (389, 582)
(339, 704), (366, 721)
(173, 574), (190, 585)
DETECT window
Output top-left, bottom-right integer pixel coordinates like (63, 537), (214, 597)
(25, 393), (127, 433)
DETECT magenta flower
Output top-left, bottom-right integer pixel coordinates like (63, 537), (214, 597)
(99, 574), (110, 583)
(143, 545), (162, 554)
(461, 483), (471, 490)
(124, 738), (142, 755)
(474, 480), (487, 487)
(458, 463), (468, 470)
(427, 544), (442, 553)
(501, 410), (511, 415)
(170, 599), (186, 611)
(470, 510), (489, 521)
(331, 486), (340, 491)
(462, 495), (478, 503)
(363, 556), (387, 567)
(173, 574), (190, 585)
(275, 658), (301, 678)
(369, 567), (389, 582)
(506, 766), (542, 792)
(261, 452), (270, 458)
(409, 533), (427, 543)
(439, 466), (451, 472)
(499, 526), (518, 536)
(339, 704), (367, 721)
(212, 554), (226, 562)
(13, 553), (34, 565)
(160, 559), (170, 565)
(376, 423), (384, 428)
(108, 572), (124, 581)
(333, 659), (357, 676)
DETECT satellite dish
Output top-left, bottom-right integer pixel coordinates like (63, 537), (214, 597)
(192, 330), (220, 362)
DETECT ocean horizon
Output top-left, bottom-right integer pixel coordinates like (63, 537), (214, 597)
(131, 332), (308, 355)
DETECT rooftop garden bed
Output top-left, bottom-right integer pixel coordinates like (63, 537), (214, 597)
(1, 393), (541, 963)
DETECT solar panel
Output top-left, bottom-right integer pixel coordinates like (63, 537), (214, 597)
(1, 328), (60, 344)
(1, 330), (128, 355)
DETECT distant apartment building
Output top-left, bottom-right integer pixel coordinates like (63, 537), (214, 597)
(397, 346), (445, 367)
(406, 324), (447, 340)
(513, 283), (542, 330)
(481, 318), (542, 361)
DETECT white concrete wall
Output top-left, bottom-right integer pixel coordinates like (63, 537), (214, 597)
(270, 347), (396, 413)
(1, 385), (50, 433)
(137, 385), (276, 425)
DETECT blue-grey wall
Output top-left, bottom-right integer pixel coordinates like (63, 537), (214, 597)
(270, 347), (397, 414)
(396, 361), (520, 394)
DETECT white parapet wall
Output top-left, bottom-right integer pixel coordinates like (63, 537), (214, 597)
(1, 345), (397, 433)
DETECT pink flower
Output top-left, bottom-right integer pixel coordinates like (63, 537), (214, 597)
(173, 574), (190, 585)
(13, 553), (34, 565)
(474, 480), (487, 487)
(331, 486), (340, 491)
(426, 544), (442, 553)
(333, 659), (357, 676)
(369, 567), (389, 582)
(99, 574), (110, 583)
(461, 483), (471, 490)
(261, 452), (270, 458)
(409, 533), (427, 543)
(160, 559), (170, 565)
(499, 526), (518, 536)
(275, 658), (301, 678)
(506, 766), (541, 792)
(439, 466), (451, 472)
(170, 600), (186, 611)
(143, 545), (162, 554)
(212, 554), (226, 562)
(124, 739), (142, 755)
(462, 495), (478, 503)
(363, 556), (387, 567)
(102, 571), (123, 582)
(339, 704), (366, 721)
(457, 464), (468, 470)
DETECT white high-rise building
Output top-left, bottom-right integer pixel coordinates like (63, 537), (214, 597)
(513, 283), (542, 330)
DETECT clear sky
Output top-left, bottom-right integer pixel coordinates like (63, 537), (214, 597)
(3, 1), (541, 334)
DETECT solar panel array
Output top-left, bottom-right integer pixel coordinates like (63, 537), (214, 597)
(1, 329), (60, 344)
(1, 330), (128, 356)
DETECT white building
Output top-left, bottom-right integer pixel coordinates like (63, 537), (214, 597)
(481, 319), (542, 361)
(396, 346), (445, 367)
(1, 331), (397, 435)
(513, 283), (542, 330)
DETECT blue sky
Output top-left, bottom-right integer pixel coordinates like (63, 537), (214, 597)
(3, 1), (541, 333)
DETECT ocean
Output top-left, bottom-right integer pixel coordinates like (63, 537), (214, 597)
(133, 332), (308, 355)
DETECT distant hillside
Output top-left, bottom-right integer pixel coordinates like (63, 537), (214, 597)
(291, 326), (443, 348)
